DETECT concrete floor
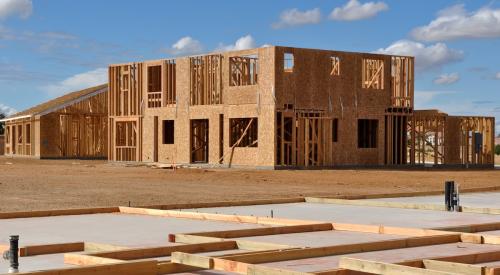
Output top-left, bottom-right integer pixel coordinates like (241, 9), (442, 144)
(366, 192), (500, 209)
(0, 213), (268, 247)
(237, 230), (403, 247)
(0, 253), (69, 273)
(188, 202), (500, 229)
(262, 242), (500, 273)
(0, 213), (266, 273)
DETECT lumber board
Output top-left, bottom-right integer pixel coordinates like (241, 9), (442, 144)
(0, 207), (119, 219)
(306, 197), (447, 211)
(83, 242), (130, 253)
(11, 260), (157, 275)
(156, 262), (204, 274)
(208, 235), (461, 265)
(339, 257), (460, 275)
(185, 223), (333, 238)
(171, 252), (212, 269)
(331, 222), (457, 237)
(173, 234), (297, 251)
(422, 259), (483, 275)
(90, 241), (237, 260)
(64, 253), (125, 266)
(247, 264), (312, 275)
(118, 206), (319, 226)
(22, 242), (85, 256)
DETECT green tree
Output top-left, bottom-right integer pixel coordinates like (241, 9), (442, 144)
(0, 113), (5, 136)
(496, 144), (500, 156)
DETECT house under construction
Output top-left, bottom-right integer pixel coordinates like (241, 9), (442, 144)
(107, 46), (495, 168)
(2, 85), (108, 159)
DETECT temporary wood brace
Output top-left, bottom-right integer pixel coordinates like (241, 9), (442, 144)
(230, 56), (258, 86)
(362, 58), (384, 90)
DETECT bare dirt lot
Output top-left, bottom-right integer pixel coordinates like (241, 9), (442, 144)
(0, 156), (499, 212)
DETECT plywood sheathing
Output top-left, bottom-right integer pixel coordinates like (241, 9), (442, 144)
(108, 46), (493, 168)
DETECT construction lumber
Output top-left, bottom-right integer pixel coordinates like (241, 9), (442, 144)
(172, 234), (298, 251)
(171, 252), (212, 269)
(422, 259), (484, 275)
(64, 253), (125, 266)
(0, 207), (119, 219)
(118, 206), (319, 226)
(21, 242), (85, 256)
(338, 257), (461, 275)
(306, 197), (447, 211)
(183, 223), (333, 238)
(88, 241), (237, 260)
(11, 260), (157, 275)
(200, 235), (461, 265)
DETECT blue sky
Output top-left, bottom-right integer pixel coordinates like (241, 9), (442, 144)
(0, 0), (499, 133)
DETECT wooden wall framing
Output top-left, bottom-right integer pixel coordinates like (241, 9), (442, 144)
(276, 110), (333, 167)
(409, 111), (446, 165)
(146, 59), (176, 108)
(229, 56), (258, 86)
(108, 63), (143, 162)
(391, 56), (414, 108)
(190, 55), (223, 105)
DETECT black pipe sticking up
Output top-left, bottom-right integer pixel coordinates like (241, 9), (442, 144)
(2, 235), (19, 273)
(445, 181), (460, 212)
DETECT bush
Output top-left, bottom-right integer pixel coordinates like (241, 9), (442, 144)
(496, 144), (500, 156)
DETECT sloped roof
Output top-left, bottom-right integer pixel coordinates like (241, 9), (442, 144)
(7, 84), (107, 119)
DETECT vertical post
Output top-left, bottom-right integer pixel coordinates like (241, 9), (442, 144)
(445, 181), (454, 211)
(9, 235), (19, 273)
(453, 183), (460, 212)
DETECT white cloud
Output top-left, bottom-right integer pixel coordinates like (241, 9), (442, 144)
(215, 35), (256, 52)
(0, 0), (32, 19)
(164, 36), (203, 56)
(495, 72), (500, 80)
(272, 8), (321, 29)
(375, 40), (463, 72)
(433, 73), (460, 85)
(329, 0), (388, 21)
(412, 4), (500, 41)
(42, 68), (107, 97)
(414, 90), (456, 107)
(0, 102), (16, 116)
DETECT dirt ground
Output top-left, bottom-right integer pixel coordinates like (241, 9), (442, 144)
(0, 156), (499, 212)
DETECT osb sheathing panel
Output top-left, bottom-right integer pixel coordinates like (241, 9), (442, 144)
(444, 116), (462, 164)
(274, 47), (392, 165)
(141, 47), (276, 167)
(40, 113), (60, 158)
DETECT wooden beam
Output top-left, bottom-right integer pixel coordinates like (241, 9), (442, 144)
(422, 259), (483, 275)
(89, 241), (237, 260)
(118, 206), (320, 226)
(339, 257), (461, 275)
(171, 252), (212, 269)
(13, 260), (157, 275)
(183, 223), (333, 239)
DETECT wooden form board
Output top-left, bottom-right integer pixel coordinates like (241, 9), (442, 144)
(3, 202), (500, 274)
